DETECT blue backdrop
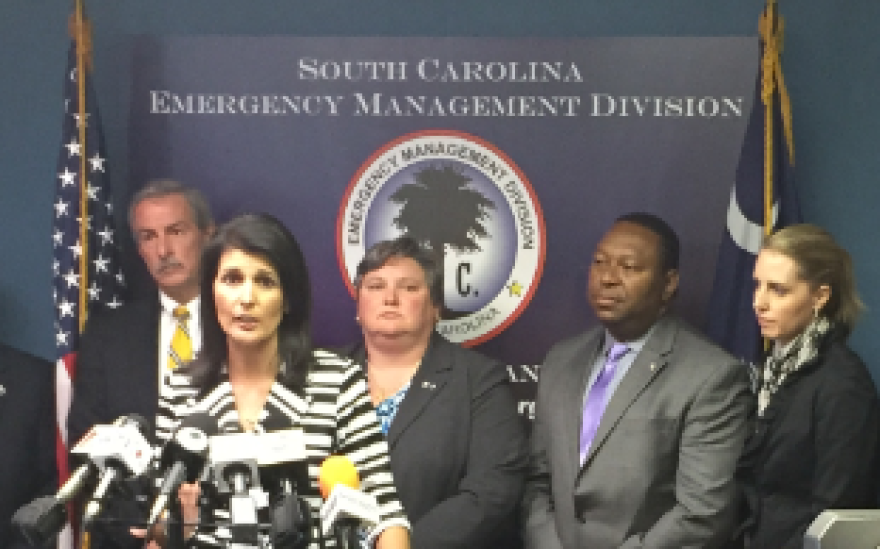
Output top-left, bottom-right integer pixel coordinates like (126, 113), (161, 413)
(127, 36), (755, 412)
(2, 2), (879, 391)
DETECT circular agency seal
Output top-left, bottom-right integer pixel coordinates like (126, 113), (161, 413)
(337, 129), (545, 346)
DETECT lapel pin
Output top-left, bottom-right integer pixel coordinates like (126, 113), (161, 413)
(650, 363), (657, 372)
(0, 384), (5, 396)
(422, 381), (436, 390)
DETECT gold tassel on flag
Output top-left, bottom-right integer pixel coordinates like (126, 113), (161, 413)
(759, 0), (796, 237)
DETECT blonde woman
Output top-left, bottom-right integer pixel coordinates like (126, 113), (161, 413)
(738, 224), (880, 548)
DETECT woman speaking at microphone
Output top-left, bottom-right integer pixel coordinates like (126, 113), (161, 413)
(737, 224), (880, 548)
(154, 213), (410, 548)
(343, 236), (527, 549)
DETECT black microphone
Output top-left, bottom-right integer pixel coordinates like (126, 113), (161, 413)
(209, 428), (310, 547)
(209, 434), (261, 545)
(15, 461), (95, 543)
(147, 413), (215, 528)
(262, 460), (311, 549)
(269, 487), (312, 549)
(78, 414), (152, 528)
(12, 414), (149, 545)
(211, 458), (262, 545)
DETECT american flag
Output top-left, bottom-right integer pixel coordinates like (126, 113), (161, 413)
(52, 6), (126, 547)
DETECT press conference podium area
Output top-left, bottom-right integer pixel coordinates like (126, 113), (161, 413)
(804, 510), (880, 548)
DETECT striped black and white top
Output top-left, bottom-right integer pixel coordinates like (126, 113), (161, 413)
(156, 349), (410, 548)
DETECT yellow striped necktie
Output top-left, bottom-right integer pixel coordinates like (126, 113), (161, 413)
(168, 305), (192, 369)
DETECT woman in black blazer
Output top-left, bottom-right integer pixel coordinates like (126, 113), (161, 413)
(737, 224), (880, 548)
(347, 236), (528, 549)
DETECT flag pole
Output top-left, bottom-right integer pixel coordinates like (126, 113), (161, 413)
(57, 3), (125, 547)
(760, 0), (796, 237)
(72, 5), (93, 547)
(760, 0), (797, 356)
(74, 0), (90, 332)
(761, 0), (776, 238)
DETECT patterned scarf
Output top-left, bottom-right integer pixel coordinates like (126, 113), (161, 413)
(757, 315), (832, 416)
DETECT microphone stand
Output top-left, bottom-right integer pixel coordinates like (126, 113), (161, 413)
(165, 501), (186, 549)
(333, 520), (360, 549)
(78, 500), (94, 549)
(225, 464), (260, 548)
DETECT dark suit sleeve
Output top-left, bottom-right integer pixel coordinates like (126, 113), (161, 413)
(522, 351), (565, 549)
(67, 314), (146, 549)
(622, 360), (751, 549)
(3, 352), (58, 549)
(411, 360), (528, 549)
(67, 314), (110, 447)
(36, 360), (58, 499)
(779, 380), (880, 549)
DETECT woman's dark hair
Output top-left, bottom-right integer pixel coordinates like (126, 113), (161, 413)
(354, 235), (443, 307)
(189, 213), (313, 393)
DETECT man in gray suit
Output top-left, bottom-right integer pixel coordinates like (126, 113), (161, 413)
(523, 212), (751, 549)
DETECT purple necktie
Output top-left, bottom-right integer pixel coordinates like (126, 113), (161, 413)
(579, 342), (629, 464)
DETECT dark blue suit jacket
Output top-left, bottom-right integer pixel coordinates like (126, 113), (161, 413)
(0, 344), (57, 549)
(346, 332), (528, 549)
(67, 298), (161, 549)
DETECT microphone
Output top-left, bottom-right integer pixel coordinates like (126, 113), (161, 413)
(13, 461), (95, 545)
(258, 433), (311, 549)
(267, 482), (312, 549)
(12, 414), (149, 545)
(318, 456), (381, 549)
(208, 429), (311, 547)
(208, 428), (308, 468)
(147, 413), (215, 528)
(72, 414), (152, 528)
(211, 447), (262, 546)
(58, 459), (97, 506)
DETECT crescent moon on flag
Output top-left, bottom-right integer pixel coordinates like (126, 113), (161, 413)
(725, 186), (778, 255)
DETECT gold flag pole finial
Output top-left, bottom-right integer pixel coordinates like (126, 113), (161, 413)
(68, 1), (93, 72)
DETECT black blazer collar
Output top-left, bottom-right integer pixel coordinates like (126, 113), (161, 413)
(386, 332), (452, 447)
(343, 332), (453, 448)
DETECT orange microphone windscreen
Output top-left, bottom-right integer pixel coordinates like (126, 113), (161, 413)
(318, 455), (360, 499)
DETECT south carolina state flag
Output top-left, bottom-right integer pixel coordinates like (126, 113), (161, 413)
(705, 0), (801, 364)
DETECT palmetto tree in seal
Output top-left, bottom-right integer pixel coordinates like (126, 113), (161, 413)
(389, 164), (495, 319)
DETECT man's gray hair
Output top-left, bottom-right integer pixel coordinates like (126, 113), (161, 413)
(128, 179), (214, 233)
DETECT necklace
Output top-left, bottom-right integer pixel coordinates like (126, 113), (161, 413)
(230, 363), (277, 433)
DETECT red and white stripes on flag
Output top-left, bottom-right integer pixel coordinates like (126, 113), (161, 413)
(52, 3), (126, 547)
